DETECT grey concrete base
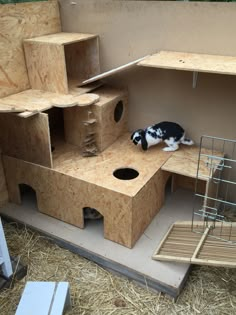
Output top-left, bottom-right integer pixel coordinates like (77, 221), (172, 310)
(0, 188), (196, 298)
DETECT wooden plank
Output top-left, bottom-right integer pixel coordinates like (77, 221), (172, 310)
(192, 258), (236, 268)
(18, 111), (38, 118)
(81, 56), (148, 85)
(153, 223), (174, 256)
(0, 113), (52, 168)
(162, 242), (198, 248)
(68, 80), (103, 96)
(191, 226), (211, 259)
(0, 87), (103, 114)
(24, 32), (97, 45)
(0, 103), (25, 113)
(167, 237), (201, 243)
(170, 231), (203, 237)
(204, 240), (236, 247)
(162, 146), (223, 180)
(199, 252), (236, 259)
(52, 93), (99, 108)
(160, 249), (194, 256)
(138, 51), (236, 76)
(0, 1), (61, 98)
(0, 89), (55, 113)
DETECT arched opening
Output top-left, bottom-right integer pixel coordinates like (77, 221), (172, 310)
(114, 100), (124, 123)
(83, 207), (104, 232)
(19, 184), (37, 208)
(113, 167), (139, 180)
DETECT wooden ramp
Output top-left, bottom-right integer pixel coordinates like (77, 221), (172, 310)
(153, 222), (236, 268)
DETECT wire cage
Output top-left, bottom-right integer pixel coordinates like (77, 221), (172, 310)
(192, 135), (236, 243)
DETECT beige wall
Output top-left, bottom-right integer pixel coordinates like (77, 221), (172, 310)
(59, 0), (236, 145)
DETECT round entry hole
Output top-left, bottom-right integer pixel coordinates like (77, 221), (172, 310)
(114, 100), (124, 122)
(113, 167), (139, 180)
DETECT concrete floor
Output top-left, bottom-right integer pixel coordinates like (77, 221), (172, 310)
(0, 187), (198, 298)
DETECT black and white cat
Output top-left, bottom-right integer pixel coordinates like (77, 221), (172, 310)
(131, 121), (194, 151)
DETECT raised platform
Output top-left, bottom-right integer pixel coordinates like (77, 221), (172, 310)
(0, 82), (101, 115)
(0, 188), (197, 298)
(138, 51), (236, 76)
(161, 145), (222, 180)
(52, 133), (172, 196)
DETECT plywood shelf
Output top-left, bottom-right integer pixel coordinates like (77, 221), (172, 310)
(24, 32), (97, 45)
(0, 85), (102, 114)
(161, 146), (223, 180)
(138, 51), (236, 76)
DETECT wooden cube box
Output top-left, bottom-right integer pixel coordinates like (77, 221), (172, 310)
(24, 32), (100, 94)
(93, 86), (129, 151)
(64, 86), (128, 152)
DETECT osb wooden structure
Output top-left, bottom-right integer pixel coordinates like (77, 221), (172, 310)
(2, 138), (222, 248)
(64, 86), (128, 152)
(0, 1), (226, 248)
(3, 136), (172, 248)
(152, 222), (236, 268)
(0, 0), (169, 248)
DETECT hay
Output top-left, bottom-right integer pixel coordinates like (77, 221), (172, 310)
(1, 222), (236, 315)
